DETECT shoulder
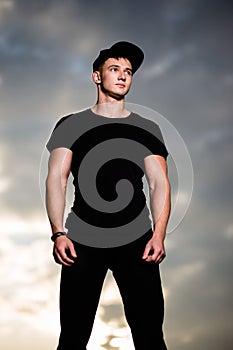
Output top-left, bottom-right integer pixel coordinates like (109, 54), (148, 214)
(53, 109), (89, 130)
(131, 113), (163, 137)
(131, 112), (160, 127)
(46, 109), (90, 153)
(130, 113), (168, 159)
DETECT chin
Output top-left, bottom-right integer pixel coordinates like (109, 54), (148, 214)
(112, 89), (129, 99)
(110, 93), (127, 100)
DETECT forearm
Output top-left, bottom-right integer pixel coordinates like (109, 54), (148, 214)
(45, 175), (67, 233)
(149, 178), (171, 241)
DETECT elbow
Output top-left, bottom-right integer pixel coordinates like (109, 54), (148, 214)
(149, 177), (170, 194)
(149, 184), (156, 194)
(45, 175), (54, 193)
(45, 173), (67, 192)
(45, 172), (55, 188)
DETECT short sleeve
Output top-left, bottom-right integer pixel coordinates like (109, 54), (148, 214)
(46, 114), (74, 153)
(143, 119), (169, 160)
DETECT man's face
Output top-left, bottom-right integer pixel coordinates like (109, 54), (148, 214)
(96, 57), (133, 100)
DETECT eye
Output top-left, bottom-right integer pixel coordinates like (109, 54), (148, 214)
(125, 70), (132, 76)
(110, 67), (118, 72)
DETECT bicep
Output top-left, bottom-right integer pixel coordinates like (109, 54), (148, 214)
(48, 147), (73, 180)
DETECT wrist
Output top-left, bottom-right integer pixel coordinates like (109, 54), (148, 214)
(152, 229), (166, 241)
(51, 231), (67, 242)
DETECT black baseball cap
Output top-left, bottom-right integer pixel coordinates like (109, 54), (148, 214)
(92, 41), (144, 74)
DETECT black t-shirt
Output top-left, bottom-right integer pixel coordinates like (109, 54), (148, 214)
(46, 108), (168, 246)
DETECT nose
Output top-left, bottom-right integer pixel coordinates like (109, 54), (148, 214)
(118, 70), (126, 81)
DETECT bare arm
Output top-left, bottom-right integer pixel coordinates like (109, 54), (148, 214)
(45, 147), (77, 266)
(142, 155), (171, 264)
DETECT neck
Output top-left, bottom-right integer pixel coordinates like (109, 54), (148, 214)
(92, 98), (130, 118)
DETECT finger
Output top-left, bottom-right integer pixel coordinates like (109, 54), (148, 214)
(155, 252), (166, 264)
(54, 252), (73, 266)
(53, 251), (68, 265)
(142, 245), (151, 259)
(55, 248), (75, 266)
(144, 250), (163, 263)
(144, 254), (156, 262)
(53, 252), (61, 265)
(67, 242), (77, 259)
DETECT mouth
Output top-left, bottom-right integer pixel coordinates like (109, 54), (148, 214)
(115, 83), (126, 88)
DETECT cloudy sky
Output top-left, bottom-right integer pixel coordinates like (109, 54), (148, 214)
(0, 0), (233, 349)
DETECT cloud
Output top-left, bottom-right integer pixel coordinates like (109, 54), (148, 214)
(0, 0), (233, 349)
(142, 46), (195, 79)
(0, 0), (14, 16)
(142, 51), (181, 78)
(0, 228), (136, 350)
(225, 224), (233, 239)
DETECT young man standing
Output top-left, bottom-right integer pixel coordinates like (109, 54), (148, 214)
(45, 41), (170, 349)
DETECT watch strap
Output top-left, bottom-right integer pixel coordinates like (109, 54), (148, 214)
(51, 232), (67, 242)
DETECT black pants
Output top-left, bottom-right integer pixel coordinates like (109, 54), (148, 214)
(57, 229), (167, 350)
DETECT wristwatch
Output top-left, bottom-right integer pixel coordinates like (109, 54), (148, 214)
(51, 232), (67, 242)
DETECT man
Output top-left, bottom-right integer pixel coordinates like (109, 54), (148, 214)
(45, 41), (171, 349)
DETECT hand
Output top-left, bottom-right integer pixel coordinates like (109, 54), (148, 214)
(53, 236), (77, 266)
(142, 236), (166, 264)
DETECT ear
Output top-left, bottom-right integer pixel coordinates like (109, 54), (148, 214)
(92, 71), (101, 84)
